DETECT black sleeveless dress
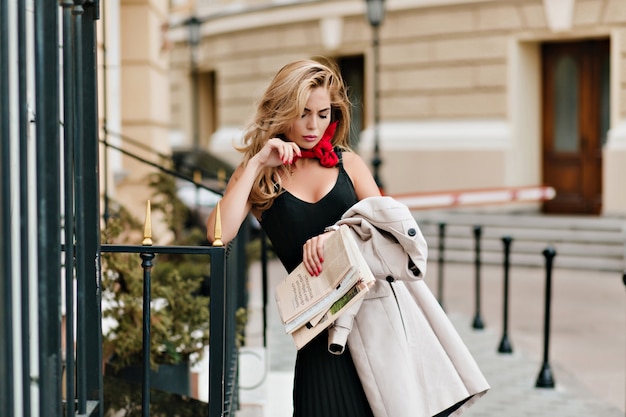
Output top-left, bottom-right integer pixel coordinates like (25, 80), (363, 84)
(260, 154), (374, 417)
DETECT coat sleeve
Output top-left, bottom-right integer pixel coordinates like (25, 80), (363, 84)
(338, 216), (427, 282)
(327, 297), (364, 355)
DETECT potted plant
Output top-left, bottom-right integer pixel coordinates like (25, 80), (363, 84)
(101, 173), (212, 396)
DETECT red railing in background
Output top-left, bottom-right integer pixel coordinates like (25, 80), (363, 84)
(391, 185), (556, 210)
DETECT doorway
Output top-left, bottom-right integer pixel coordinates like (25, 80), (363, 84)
(337, 55), (365, 150)
(541, 39), (610, 214)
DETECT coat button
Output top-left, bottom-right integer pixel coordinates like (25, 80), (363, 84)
(408, 228), (416, 236)
(386, 276), (395, 283)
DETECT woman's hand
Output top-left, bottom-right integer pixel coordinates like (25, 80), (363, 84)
(302, 231), (334, 276)
(252, 138), (301, 169)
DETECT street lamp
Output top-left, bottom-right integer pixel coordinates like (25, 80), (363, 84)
(187, 15), (202, 150)
(365, 0), (386, 191)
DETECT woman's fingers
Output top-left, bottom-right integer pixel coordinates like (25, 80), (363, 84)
(290, 142), (302, 159)
(264, 139), (300, 166)
(302, 233), (330, 276)
(281, 144), (292, 164)
(303, 238), (321, 276)
(281, 142), (300, 165)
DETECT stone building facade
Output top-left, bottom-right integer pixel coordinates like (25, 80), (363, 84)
(107, 0), (626, 217)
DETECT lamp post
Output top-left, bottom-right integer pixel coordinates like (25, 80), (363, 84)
(187, 15), (201, 150)
(365, 0), (386, 191)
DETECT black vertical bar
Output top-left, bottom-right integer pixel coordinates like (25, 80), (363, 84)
(371, 23), (383, 191)
(235, 234), (245, 412)
(236, 220), (249, 312)
(1, 0), (15, 413)
(261, 232), (268, 348)
(472, 225), (484, 329)
(226, 240), (237, 413)
(17, 0), (31, 414)
(226, 239), (241, 414)
(224, 244), (233, 414)
(536, 246), (556, 388)
(140, 252), (155, 417)
(209, 248), (227, 417)
(60, 1), (76, 414)
(437, 222), (445, 309)
(140, 253), (154, 417)
(100, 0), (110, 230)
(35, 0), (62, 414)
(71, 0), (89, 413)
(81, 1), (103, 413)
(498, 236), (513, 354)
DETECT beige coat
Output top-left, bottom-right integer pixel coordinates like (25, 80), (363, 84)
(330, 196), (490, 417)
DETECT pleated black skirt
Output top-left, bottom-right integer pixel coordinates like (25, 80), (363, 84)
(292, 329), (374, 417)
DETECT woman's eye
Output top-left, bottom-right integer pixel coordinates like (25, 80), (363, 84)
(319, 114), (328, 119)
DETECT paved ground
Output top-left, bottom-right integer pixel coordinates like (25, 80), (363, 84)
(238, 257), (626, 417)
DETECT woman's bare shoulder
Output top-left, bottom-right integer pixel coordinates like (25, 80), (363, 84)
(341, 149), (365, 165)
(340, 150), (381, 198)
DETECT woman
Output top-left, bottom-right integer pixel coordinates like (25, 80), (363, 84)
(206, 58), (379, 416)
(207, 58), (491, 417)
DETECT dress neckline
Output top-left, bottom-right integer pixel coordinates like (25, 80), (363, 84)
(281, 168), (340, 206)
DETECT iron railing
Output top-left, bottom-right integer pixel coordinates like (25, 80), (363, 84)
(0, 0), (102, 416)
(0, 0), (246, 415)
(100, 205), (246, 416)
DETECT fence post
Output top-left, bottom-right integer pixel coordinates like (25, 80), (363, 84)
(209, 202), (227, 417)
(472, 225), (485, 329)
(261, 231), (269, 348)
(1, 0), (15, 412)
(536, 246), (556, 389)
(498, 236), (513, 354)
(36, 0), (64, 411)
(140, 201), (155, 416)
(437, 222), (446, 309)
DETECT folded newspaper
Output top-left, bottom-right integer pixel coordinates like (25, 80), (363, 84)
(274, 225), (375, 349)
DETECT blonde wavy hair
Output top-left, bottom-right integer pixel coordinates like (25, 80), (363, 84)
(238, 58), (352, 211)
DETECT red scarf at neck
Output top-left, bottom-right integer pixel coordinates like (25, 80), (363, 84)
(296, 121), (339, 168)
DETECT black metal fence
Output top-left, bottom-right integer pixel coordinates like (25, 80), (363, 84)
(100, 236), (246, 417)
(1, 1), (102, 416)
(0, 1), (245, 416)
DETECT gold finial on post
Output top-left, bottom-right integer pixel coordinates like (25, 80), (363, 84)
(142, 200), (153, 246)
(212, 201), (224, 247)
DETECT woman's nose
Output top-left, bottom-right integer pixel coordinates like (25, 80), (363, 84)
(306, 116), (317, 130)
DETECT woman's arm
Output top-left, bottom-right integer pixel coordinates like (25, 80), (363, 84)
(206, 138), (301, 245)
(206, 161), (258, 245)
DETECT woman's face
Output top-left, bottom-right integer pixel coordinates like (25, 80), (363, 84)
(286, 87), (332, 150)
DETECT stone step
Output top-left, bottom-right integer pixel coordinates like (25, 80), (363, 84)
(415, 212), (626, 272)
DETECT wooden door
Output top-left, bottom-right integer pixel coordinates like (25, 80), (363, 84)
(541, 40), (610, 214)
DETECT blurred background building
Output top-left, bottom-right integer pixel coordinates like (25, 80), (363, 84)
(101, 0), (626, 221)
